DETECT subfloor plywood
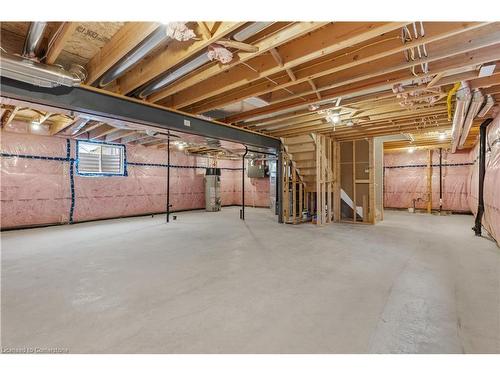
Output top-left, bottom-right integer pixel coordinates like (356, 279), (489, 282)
(1, 207), (499, 353)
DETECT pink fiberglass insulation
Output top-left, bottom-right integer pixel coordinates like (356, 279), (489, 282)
(384, 149), (472, 212)
(1, 130), (270, 229)
(468, 114), (500, 243)
(0, 131), (71, 227)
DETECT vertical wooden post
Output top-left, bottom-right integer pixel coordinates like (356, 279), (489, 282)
(427, 149), (433, 214)
(321, 135), (327, 225)
(282, 153), (289, 222)
(362, 195), (368, 223)
(333, 141), (341, 222)
(368, 138), (375, 224)
(327, 138), (332, 223)
(298, 182), (303, 223)
(315, 134), (321, 225)
(352, 140), (357, 222)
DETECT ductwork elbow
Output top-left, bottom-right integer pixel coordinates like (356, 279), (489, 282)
(0, 51), (86, 88)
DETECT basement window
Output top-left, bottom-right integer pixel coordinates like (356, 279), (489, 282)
(76, 140), (127, 176)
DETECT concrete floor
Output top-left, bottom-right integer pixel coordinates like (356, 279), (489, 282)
(1, 207), (499, 353)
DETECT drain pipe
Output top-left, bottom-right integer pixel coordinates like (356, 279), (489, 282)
(22, 22), (47, 58)
(439, 148), (443, 213)
(473, 118), (493, 236)
(240, 146), (249, 220)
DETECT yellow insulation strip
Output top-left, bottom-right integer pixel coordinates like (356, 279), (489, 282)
(447, 82), (461, 121)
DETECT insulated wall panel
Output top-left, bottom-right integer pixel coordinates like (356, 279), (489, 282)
(1, 130), (270, 229)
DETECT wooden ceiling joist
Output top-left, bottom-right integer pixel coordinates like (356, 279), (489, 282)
(149, 21), (329, 104)
(161, 22), (406, 110)
(179, 22), (487, 114)
(224, 41), (500, 124)
(117, 22), (246, 95)
(45, 22), (79, 64)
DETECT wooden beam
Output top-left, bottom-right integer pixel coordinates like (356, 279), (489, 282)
(45, 22), (78, 64)
(308, 79), (321, 100)
(180, 22), (485, 113)
(147, 22), (330, 103)
(427, 72), (445, 88)
(118, 22), (245, 95)
(216, 39), (259, 52)
(87, 124), (115, 139)
(224, 40), (500, 124)
(1, 107), (19, 128)
(106, 129), (137, 142)
(249, 29), (500, 110)
(469, 73), (500, 90)
(269, 47), (284, 67)
(86, 22), (161, 85)
(50, 117), (82, 135)
(197, 22), (212, 40)
(286, 68), (296, 81)
(71, 121), (103, 137)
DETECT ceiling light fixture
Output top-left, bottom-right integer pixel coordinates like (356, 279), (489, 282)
(177, 143), (185, 150)
(408, 147), (415, 153)
(326, 111), (340, 125)
(438, 132), (447, 140)
(31, 121), (41, 130)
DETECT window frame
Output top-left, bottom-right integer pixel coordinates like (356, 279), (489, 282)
(76, 139), (128, 177)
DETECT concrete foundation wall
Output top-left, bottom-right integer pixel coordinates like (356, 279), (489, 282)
(0, 130), (270, 229)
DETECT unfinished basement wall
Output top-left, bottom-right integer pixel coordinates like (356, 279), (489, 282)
(0, 130), (270, 229)
(467, 114), (500, 243)
(383, 149), (472, 212)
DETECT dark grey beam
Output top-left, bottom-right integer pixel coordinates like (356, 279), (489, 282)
(0, 77), (280, 150)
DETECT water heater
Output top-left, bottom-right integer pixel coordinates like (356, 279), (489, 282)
(204, 168), (221, 212)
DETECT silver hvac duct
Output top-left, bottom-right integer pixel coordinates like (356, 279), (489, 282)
(458, 89), (484, 148)
(137, 53), (210, 98)
(477, 94), (495, 118)
(22, 22), (48, 58)
(450, 83), (471, 153)
(232, 22), (274, 41)
(136, 22), (274, 99)
(98, 25), (169, 87)
(0, 51), (86, 88)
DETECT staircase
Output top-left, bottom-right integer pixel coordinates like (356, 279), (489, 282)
(281, 134), (336, 225)
(282, 134), (316, 191)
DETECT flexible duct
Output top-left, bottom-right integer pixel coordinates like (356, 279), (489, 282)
(136, 22), (274, 99)
(0, 51), (85, 87)
(458, 90), (484, 148)
(450, 83), (471, 153)
(22, 22), (47, 58)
